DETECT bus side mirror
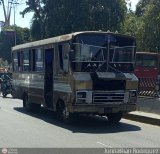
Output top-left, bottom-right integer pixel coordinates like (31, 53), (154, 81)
(69, 50), (75, 61)
(63, 58), (69, 73)
(63, 54), (69, 74)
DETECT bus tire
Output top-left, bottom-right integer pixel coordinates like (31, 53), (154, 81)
(56, 101), (72, 123)
(11, 90), (15, 98)
(23, 94), (38, 112)
(155, 84), (160, 97)
(2, 92), (7, 98)
(107, 113), (122, 124)
(156, 90), (160, 97)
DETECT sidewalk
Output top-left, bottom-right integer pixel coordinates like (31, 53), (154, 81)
(123, 111), (160, 126)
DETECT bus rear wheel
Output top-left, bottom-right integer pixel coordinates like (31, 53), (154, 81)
(2, 92), (7, 98)
(23, 94), (40, 112)
(107, 113), (122, 124)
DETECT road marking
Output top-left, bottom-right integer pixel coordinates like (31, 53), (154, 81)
(96, 141), (113, 148)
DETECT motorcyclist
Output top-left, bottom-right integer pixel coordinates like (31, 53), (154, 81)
(1, 73), (12, 97)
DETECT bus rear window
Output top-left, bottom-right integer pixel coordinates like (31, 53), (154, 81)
(136, 54), (158, 67)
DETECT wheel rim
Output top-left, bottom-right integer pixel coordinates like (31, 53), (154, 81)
(3, 92), (6, 97)
(62, 107), (69, 120)
(156, 90), (160, 97)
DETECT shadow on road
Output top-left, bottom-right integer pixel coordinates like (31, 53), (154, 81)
(14, 107), (141, 134)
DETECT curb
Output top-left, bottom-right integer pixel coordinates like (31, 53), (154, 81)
(123, 113), (160, 126)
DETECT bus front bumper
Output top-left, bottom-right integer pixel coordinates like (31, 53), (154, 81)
(70, 104), (136, 115)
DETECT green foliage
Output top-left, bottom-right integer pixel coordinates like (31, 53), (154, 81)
(121, 0), (160, 53)
(120, 12), (145, 51)
(0, 29), (14, 62)
(142, 1), (160, 52)
(2, 0), (160, 63)
(21, 0), (45, 39)
(121, 13), (139, 36)
(0, 26), (31, 62)
(22, 0), (127, 39)
(135, 0), (151, 17)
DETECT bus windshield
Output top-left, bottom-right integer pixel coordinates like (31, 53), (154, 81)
(71, 34), (136, 72)
(111, 46), (135, 63)
(73, 43), (105, 62)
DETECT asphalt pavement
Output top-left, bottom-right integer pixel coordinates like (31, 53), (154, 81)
(0, 97), (160, 148)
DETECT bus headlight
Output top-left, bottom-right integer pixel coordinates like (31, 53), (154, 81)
(77, 91), (86, 99)
(130, 90), (137, 97)
(130, 91), (137, 97)
(129, 90), (137, 103)
(76, 91), (92, 104)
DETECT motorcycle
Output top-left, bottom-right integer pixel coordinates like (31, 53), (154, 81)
(0, 77), (13, 98)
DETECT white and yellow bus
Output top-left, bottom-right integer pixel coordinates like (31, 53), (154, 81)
(11, 31), (138, 123)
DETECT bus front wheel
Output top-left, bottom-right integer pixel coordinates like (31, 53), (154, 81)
(107, 113), (122, 124)
(56, 101), (73, 123)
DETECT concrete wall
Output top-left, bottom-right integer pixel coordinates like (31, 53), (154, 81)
(137, 97), (160, 115)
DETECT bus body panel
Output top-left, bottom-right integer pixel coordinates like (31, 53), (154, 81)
(135, 52), (160, 93)
(12, 72), (44, 105)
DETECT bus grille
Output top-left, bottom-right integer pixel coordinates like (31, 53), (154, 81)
(93, 91), (125, 104)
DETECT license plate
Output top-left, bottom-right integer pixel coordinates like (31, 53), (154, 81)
(120, 105), (134, 111)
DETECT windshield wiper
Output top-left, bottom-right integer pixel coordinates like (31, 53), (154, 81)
(108, 64), (123, 74)
(95, 61), (106, 72)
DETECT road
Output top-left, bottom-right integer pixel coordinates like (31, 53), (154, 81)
(0, 95), (160, 149)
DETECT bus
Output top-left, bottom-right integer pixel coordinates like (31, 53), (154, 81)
(11, 31), (138, 123)
(135, 52), (160, 97)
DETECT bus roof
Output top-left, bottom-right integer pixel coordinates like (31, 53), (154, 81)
(12, 31), (135, 51)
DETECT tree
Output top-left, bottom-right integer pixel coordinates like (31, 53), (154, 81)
(0, 29), (14, 62)
(21, 0), (45, 40)
(135, 0), (151, 17)
(120, 12), (145, 51)
(22, 0), (127, 39)
(121, 0), (160, 53)
(45, 0), (127, 37)
(0, 26), (31, 62)
(142, 1), (160, 52)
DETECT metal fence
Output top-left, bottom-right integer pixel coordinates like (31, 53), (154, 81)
(138, 77), (159, 97)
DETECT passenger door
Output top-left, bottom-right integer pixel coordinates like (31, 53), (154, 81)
(44, 48), (54, 108)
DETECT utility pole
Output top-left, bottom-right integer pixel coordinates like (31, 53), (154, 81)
(0, 0), (13, 26)
(9, 1), (19, 45)
(0, 0), (19, 45)
(13, 1), (19, 45)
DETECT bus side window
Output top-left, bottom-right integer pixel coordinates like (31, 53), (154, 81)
(13, 52), (21, 72)
(22, 50), (30, 72)
(32, 48), (44, 72)
(58, 44), (70, 73)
